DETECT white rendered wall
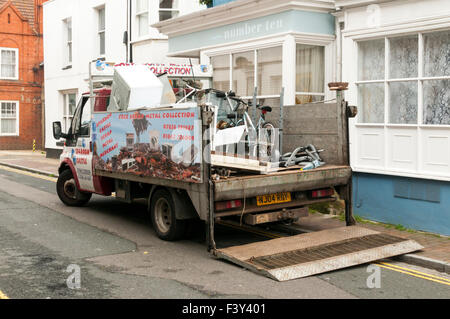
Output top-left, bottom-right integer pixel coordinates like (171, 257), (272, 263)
(341, 0), (450, 181)
(44, 0), (127, 150)
(131, 0), (205, 65)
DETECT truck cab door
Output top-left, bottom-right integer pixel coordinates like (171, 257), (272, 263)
(63, 96), (95, 192)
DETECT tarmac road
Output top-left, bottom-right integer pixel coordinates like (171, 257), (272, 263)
(0, 165), (448, 299)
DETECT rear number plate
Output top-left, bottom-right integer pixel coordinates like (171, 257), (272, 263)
(256, 192), (291, 206)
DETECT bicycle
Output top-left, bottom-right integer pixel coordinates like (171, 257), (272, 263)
(207, 89), (277, 160)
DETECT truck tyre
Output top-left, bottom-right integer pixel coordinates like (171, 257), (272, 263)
(56, 169), (92, 206)
(150, 188), (187, 241)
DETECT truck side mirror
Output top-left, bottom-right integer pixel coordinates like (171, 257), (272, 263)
(53, 121), (62, 140)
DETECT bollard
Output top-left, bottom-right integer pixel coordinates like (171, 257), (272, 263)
(33, 139), (36, 152)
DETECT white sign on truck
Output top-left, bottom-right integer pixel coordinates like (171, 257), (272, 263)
(107, 65), (164, 111)
(91, 61), (213, 78)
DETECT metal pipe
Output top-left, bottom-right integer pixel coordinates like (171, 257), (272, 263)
(279, 87), (285, 154)
(202, 106), (216, 252)
(252, 86), (257, 124)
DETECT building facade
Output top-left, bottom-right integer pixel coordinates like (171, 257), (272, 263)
(155, 0), (337, 110)
(155, 0), (450, 235)
(43, 0), (128, 158)
(43, 0), (205, 157)
(0, 0), (46, 150)
(130, 0), (205, 64)
(337, 0), (450, 235)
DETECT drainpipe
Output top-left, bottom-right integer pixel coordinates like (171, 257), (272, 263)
(335, 11), (344, 82)
(125, 0), (129, 63)
(129, 0), (133, 63)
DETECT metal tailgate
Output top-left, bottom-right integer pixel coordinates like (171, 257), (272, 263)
(215, 226), (423, 281)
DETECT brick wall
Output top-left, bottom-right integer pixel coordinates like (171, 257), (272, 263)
(0, 0), (46, 150)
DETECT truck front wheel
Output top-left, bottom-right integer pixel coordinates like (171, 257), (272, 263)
(56, 169), (92, 206)
(150, 189), (186, 241)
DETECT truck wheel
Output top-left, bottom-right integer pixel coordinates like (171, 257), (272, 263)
(150, 189), (186, 241)
(56, 169), (92, 206)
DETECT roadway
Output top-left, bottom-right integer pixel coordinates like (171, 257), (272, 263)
(0, 165), (448, 299)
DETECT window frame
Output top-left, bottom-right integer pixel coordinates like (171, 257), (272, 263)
(64, 18), (72, 66)
(158, 0), (180, 22)
(97, 6), (106, 57)
(208, 42), (327, 103)
(295, 43), (326, 103)
(0, 100), (19, 136)
(351, 29), (450, 181)
(355, 31), (450, 128)
(209, 46), (284, 101)
(0, 47), (19, 80)
(135, 0), (149, 37)
(62, 92), (77, 134)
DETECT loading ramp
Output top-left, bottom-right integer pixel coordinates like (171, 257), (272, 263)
(216, 226), (423, 281)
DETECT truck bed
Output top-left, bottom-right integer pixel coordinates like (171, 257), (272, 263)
(213, 164), (351, 201)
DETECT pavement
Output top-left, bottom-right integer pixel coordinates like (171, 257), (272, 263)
(1, 150), (449, 275)
(0, 150), (59, 176)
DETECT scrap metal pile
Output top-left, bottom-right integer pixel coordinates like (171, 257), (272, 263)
(280, 144), (325, 170)
(95, 143), (201, 182)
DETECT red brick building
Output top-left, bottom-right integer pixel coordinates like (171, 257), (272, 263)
(0, 0), (46, 150)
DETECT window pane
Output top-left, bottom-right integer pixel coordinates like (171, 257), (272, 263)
(68, 94), (76, 115)
(99, 32), (105, 55)
(1, 102), (16, 117)
(136, 0), (148, 12)
(1, 50), (16, 78)
(159, 10), (179, 21)
(358, 83), (384, 123)
(67, 20), (72, 41)
(211, 55), (230, 92)
(423, 79), (450, 125)
(138, 13), (149, 36)
(160, 0), (178, 9)
(1, 119), (16, 134)
(296, 44), (324, 93)
(1, 102), (16, 134)
(389, 81), (417, 124)
(295, 95), (324, 104)
(68, 43), (72, 63)
(424, 30), (450, 77)
(98, 8), (105, 30)
(389, 35), (418, 79)
(258, 46), (282, 95)
(358, 39), (385, 81)
(232, 51), (254, 96)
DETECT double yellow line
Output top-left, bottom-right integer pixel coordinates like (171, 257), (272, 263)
(376, 261), (450, 286)
(218, 220), (450, 287)
(0, 164), (57, 182)
(0, 290), (9, 299)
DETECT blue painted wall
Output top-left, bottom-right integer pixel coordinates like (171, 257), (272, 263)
(213, 0), (236, 6)
(168, 10), (335, 53)
(353, 172), (450, 235)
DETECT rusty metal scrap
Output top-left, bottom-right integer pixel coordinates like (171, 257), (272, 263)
(96, 143), (200, 182)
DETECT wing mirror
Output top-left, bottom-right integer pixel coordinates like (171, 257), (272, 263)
(53, 121), (68, 140)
